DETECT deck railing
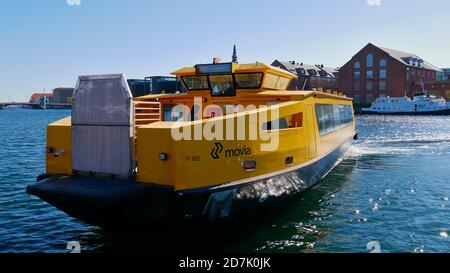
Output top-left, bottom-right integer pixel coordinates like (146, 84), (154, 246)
(132, 101), (161, 138)
(131, 100), (161, 160)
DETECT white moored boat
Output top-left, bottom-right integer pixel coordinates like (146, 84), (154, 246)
(361, 93), (450, 115)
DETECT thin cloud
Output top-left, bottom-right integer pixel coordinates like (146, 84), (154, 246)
(66, 0), (81, 6)
(367, 0), (382, 6)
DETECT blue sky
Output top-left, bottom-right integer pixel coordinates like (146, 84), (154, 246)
(0, 0), (449, 102)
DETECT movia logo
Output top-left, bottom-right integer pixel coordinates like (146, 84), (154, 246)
(211, 143), (223, 159)
(211, 143), (252, 159)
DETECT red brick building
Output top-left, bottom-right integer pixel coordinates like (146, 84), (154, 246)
(29, 93), (53, 104)
(339, 43), (442, 104)
(412, 81), (450, 100)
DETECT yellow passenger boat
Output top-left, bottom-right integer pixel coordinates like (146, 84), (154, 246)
(27, 61), (357, 228)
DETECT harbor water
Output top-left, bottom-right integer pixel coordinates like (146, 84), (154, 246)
(0, 110), (449, 253)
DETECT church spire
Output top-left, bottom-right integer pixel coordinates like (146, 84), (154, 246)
(232, 44), (238, 63)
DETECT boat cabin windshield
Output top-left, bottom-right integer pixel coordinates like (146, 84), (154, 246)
(181, 72), (264, 97)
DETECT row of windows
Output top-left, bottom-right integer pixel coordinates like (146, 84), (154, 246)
(182, 73), (265, 96)
(316, 104), (354, 136)
(354, 70), (387, 80)
(408, 69), (435, 79)
(354, 80), (386, 92)
(354, 55), (386, 69)
(354, 94), (390, 104)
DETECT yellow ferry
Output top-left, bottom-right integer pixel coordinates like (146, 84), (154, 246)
(27, 60), (357, 228)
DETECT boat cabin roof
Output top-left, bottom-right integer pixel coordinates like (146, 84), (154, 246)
(135, 62), (351, 102)
(168, 62), (297, 96)
(172, 62), (297, 78)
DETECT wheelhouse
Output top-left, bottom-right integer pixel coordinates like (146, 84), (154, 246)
(174, 62), (297, 96)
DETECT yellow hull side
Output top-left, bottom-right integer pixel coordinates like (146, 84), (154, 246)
(46, 117), (72, 176)
(136, 97), (355, 191)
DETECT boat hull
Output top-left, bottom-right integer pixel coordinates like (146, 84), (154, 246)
(360, 108), (450, 115)
(27, 139), (353, 229)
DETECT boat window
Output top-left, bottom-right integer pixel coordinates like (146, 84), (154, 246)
(235, 73), (263, 89)
(275, 77), (291, 90)
(316, 104), (353, 136)
(163, 104), (185, 122)
(262, 118), (289, 131)
(263, 73), (291, 90)
(182, 76), (209, 90)
(262, 113), (303, 131)
(262, 73), (279, 89)
(335, 105), (354, 129)
(209, 74), (236, 96)
(316, 104), (334, 136)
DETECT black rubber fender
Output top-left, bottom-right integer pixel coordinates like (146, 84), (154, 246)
(36, 174), (48, 182)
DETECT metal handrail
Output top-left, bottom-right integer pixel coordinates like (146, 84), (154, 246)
(132, 100), (161, 133)
(131, 100), (161, 160)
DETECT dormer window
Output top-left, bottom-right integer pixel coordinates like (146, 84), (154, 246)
(318, 70), (328, 77)
(296, 68), (306, 75)
(307, 69), (317, 76)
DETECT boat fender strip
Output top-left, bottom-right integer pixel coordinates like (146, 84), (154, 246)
(36, 174), (48, 182)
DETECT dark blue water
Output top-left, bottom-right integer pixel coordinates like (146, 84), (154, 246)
(0, 110), (449, 253)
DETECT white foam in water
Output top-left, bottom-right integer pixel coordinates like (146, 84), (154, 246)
(348, 144), (417, 157)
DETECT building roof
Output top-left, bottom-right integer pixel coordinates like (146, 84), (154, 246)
(272, 60), (338, 78)
(377, 45), (440, 71)
(340, 43), (442, 72)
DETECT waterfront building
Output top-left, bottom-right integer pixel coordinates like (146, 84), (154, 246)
(52, 87), (74, 104)
(29, 93), (53, 104)
(412, 80), (450, 100)
(272, 60), (339, 91)
(339, 43), (441, 104)
(443, 68), (450, 80)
